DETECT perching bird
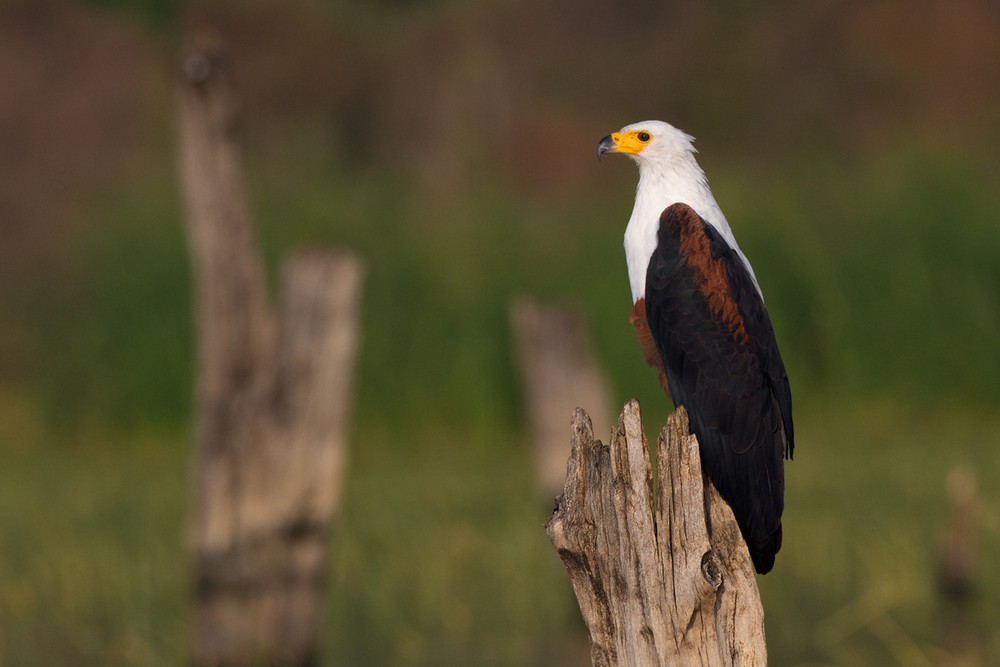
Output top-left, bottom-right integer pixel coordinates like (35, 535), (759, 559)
(598, 121), (793, 574)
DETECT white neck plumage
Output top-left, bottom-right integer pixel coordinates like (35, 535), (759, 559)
(623, 155), (759, 303)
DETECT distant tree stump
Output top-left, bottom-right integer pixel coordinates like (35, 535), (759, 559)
(546, 401), (767, 667)
(510, 299), (611, 498)
(176, 34), (363, 667)
(936, 466), (987, 664)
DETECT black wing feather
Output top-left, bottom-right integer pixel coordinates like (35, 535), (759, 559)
(645, 204), (793, 574)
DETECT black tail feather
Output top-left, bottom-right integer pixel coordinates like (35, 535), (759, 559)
(748, 525), (782, 574)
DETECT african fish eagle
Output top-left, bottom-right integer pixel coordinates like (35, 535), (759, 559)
(598, 121), (794, 574)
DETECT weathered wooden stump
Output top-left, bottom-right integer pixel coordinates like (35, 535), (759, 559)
(177, 34), (363, 667)
(936, 466), (986, 664)
(546, 401), (767, 667)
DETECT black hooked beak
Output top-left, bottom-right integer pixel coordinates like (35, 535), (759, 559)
(596, 134), (617, 161)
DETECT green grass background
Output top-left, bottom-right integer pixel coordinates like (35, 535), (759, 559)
(2, 1), (999, 665)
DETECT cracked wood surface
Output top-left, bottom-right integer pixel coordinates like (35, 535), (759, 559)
(545, 401), (767, 666)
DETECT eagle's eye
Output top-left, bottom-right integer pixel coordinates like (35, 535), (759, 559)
(637, 131), (651, 142)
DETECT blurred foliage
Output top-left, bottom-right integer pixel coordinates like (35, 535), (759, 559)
(1, 0), (999, 665)
(85, 0), (177, 26)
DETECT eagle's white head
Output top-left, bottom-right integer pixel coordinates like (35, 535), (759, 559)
(598, 120), (760, 302)
(596, 119), (698, 167)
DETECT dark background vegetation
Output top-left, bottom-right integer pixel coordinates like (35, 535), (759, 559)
(1, 0), (999, 664)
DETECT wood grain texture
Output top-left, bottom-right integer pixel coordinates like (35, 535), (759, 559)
(545, 401), (767, 666)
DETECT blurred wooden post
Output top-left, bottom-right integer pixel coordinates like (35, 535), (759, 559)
(935, 466), (985, 664)
(546, 402), (767, 667)
(510, 299), (611, 498)
(176, 35), (364, 667)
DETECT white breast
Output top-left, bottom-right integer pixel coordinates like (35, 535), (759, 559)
(623, 161), (759, 303)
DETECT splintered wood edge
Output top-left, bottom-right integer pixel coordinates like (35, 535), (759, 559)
(544, 407), (594, 550)
(656, 405), (716, 586)
(661, 405), (767, 665)
(547, 402), (767, 667)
